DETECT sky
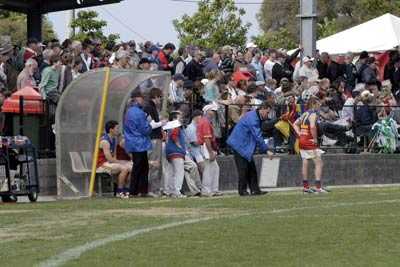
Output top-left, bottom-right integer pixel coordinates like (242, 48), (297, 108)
(47, 0), (262, 45)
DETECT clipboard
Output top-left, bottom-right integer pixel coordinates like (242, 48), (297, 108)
(259, 157), (280, 188)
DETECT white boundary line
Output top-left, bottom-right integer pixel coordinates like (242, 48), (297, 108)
(37, 198), (400, 267)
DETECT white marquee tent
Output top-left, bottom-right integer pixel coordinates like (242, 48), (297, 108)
(316, 13), (400, 55)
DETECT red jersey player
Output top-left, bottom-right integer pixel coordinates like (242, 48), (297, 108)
(294, 96), (329, 194)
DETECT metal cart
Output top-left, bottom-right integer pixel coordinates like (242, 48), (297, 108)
(0, 136), (39, 203)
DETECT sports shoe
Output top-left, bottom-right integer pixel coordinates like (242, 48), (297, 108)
(303, 188), (316, 194)
(315, 187), (330, 193)
(116, 192), (128, 199)
(170, 194), (187, 198)
(212, 191), (224, 197)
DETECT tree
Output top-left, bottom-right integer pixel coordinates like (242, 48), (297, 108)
(71, 10), (120, 47)
(256, 0), (400, 49)
(253, 28), (296, 51)
(173, 0), (251, 49)
(0, 12), (56, 46)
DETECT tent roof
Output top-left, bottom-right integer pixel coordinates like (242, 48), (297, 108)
(0, 0), (123, 13)
(317, 13), (400, 55)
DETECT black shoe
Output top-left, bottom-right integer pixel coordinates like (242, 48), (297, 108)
(251, 191), (268, 196)
(239, 191), (250, 196)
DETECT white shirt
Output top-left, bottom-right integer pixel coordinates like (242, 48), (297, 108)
(264, 59), (276, 80)
(298, 65), (319, 83)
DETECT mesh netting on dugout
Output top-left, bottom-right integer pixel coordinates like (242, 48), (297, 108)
(55, 69), (170, 197)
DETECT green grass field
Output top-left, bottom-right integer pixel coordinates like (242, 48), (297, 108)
(1, 187), (400, 267)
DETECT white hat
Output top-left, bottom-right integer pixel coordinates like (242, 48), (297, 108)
(303, 56), (314, 63)
(361, 90), (372, 98)
(203, 103), (219, 113)
(201, 79), (209, 85)
(246, 42), (258, 49)
(255, 81), (266, 86)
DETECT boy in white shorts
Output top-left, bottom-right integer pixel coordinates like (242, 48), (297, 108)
(294, 97), (328, 193)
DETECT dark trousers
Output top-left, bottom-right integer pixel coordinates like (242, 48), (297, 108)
(130, 151), (149, 195)
(233, 151), (261, 195)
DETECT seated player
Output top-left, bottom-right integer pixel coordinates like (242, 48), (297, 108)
(97, 120), (132, 198)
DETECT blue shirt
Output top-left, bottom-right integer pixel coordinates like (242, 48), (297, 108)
(123, 103), (152, 153)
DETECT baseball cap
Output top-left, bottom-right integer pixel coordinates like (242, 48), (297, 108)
(246, 42), (258, 49)
(255, 81), (265, 86)
(303, 56), (314, 63)
(202, 103), (219, 113)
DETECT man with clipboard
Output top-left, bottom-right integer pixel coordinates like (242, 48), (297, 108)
(227, 103), (274, 196)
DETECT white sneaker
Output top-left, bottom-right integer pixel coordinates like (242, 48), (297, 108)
(116, 192), (128, 199)
(170, 194), (187, 198)
(315, 188), (330, 193)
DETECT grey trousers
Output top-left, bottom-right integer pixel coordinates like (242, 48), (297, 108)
(148, 139), (162, 193)
(183, 155), (203, 195)
(162, 153), (203, 195)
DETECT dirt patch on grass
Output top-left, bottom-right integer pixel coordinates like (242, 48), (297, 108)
(0, 210), (33, 214)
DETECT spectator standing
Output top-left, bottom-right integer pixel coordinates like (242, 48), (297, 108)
(360, 57), (378, 84)
(227, 104), (273, 196)
(203, 52), (220, 74)
(58, 53), (73, 93)
(39, 54), (61, 101)
(172, 47), (187, 75)
(250, 49), (265, 82)
(0, 44), (13, 92)
(388, 57), (400, 93)
(185, 110), (205, 173)
(72, 58), (83, 80)
(264, 49), (277, 81)
(71, 40), (83, 59)
(112, 50), (131, 69)
(80, 40), (94, 73)
(124, 90), (153, 197)
(23, 38), (39, 63)
(297, 56), (319, 83)
(17, 58), (38, 90)
(143, 88), (167, 195)
(165, 111), (186, 197)
(169, 74), (185, 107)
(316, 52), (343, 82)
(183, 50), (205, 82)
(219, 46), (234, 74)
(158, 43), (176, 72)
(343, 52), (357, 92)
(272, 53), (292, 84)
(197, 103), (221, 196)
(203, 70), (221, 103)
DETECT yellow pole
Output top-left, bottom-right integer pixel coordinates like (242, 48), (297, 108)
(89, 67), (111, 197)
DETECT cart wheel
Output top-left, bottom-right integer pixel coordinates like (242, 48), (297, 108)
(1, 195), (18, 203)
(28, 192), (38, 202)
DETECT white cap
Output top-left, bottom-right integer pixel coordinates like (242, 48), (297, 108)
(303, 56), (314, 63)
(255, 81), (265, 86)
(246, 42), (258, 49)
(361, 90), (372, 97)
(203, 103), (219, 113)
(201, 79), (209, 85)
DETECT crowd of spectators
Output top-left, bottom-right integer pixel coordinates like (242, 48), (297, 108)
(1, 36), (400, 197)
